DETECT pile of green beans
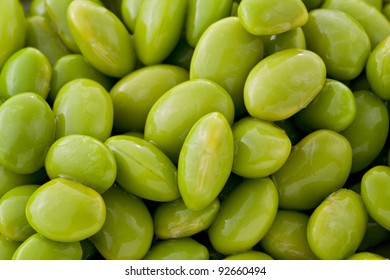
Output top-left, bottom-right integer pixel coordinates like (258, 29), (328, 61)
(0, 0), (390, 260)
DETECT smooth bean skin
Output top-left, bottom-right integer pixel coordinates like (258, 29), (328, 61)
(341, 90), (389, 173)
(144, 79), (235, 163)
(25, 16), (70, 65)
(302, 9), (370, 81)
(366, 36), (390, 100)
(190, 17), (263, 117)
(0, 185), (38, 242)
(322, 0), (390, 49)
(238, 0), (308, 35)
(347, 252), (388, 260)
(232, 117), (291, 178)
(361, 166), (390, 230)
(68, 1), (136, 77)
(90, 186), (154, 260)
(143, 238), (209, 260)
(53, 79), (114, 142)
(154, 198), (220, 239)
(293, 79), (356, 132)
(260, 210), (317, 260)
(244, 48), (326, 122)
(0, 93), (55, 174)
(272, 130), (352, 210)
(224, 251), (274, 260)
(0, 166), (47, 199)
(121, 0), (143, 33)
(45, 0), (79, 53)
(0, 0), (26, 70)
(178, 112), (234, 211)
(307, 189), (368, 260)
(0, 47), (52, 101)
(0, 234), (21, 260)
(26, 178), (106, 242)
(105, 135), (179, 202)
(185, 0), (233, 47)
(110, 64), (189, 133)
(12, 233), (82, 260)
(45, 135), (116, 194)
(208, 178), (278, 255)
(263, 27), (306, 57)
(49, 54), (113, 105)
(133, 0), (187, 65)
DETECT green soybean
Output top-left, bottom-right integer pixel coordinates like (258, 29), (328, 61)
(68, 0), (136, 77)
(12, 233), (82, 260)
(208, 178), (278, 255)
(307, 189), (368, 260)
(0, 185), (39, 242)
(90, 186), (154, 260)
(232, 117), (291, 178)
(0, 93), (55, 174)
(302, 8), (370, 81)
(178, 112), (234, 211)
(154, 198), (220, 239)
(105, 135), (180, 202)
(341, 90), (389, 173)
(143, 238), (209, 260)
(244, 48), (326, 121)
(0, 47), (52, 101)
(273, 129), (352, 210)
(110, 64), (189, 133)
(45, 135), (117, 194)
(26, 178), (106, 242)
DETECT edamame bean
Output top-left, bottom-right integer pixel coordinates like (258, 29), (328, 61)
(263, 28), (306, 57)
(0, 185), (39, 242)
(238, 0), (308, 35)
(45, 135), (116, 194)
(260, 210), (317, 260)
(154, 198), (220, 239)
(120, 0), (143, 33)
(244, 48), (326, 121)
(12, 233), (82, 260)
(302, 9), (370, 81)
(293, 79), (356, 132)
(143, 238), (209, 260)
(53, 78), (114, 142)
(68, 0), (136, 77)
(366, 36), (390, 100)
(273, 129), (352, 210)
(0, 47), (51, 101)
(0, 93), (55, 174)
(0, 0), (26, 70)
(208, 178), (278, 255)
(110, 64), (189, 133)
(224, 251), (274, 260)
(178, 112), (234, 211)
(105, 135), (180, 202)
(361, 166), (390, 230)
(341, 90), (389, 173)
(185, 0), (233, 47)
(232, 117), (291, 178)
(323, 0), (390, 48)
(133, 0), (187, 65)
(307, 189), (368, 260)
(26, 178), (106, 242)
(0, 234), (21, 260)
(90, 186), (154, 260)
